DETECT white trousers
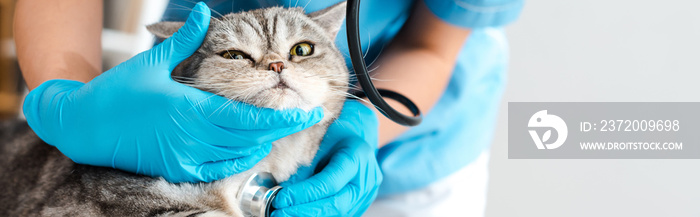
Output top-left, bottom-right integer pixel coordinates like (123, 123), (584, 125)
(364, 151), (490, 217)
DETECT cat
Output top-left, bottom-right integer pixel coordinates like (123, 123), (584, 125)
(0, 2), (349, 216)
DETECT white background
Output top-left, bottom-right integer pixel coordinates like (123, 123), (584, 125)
(486, 0), (700, 216)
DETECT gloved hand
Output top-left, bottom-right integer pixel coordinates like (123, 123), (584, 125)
(272, 100), (382, 217)
(22, 2), (323, 183)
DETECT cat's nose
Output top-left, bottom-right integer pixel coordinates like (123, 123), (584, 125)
(268, 61), (285, 74)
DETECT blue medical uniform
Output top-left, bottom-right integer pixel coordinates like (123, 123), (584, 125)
(163, 0), (523, 196)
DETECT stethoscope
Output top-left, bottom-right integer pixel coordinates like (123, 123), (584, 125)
(345, 0), (423, 126)
(239, 0), (422, 216)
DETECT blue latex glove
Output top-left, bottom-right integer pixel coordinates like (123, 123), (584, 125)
(22, 2), (323, 183)
(272, 100), (382, 217)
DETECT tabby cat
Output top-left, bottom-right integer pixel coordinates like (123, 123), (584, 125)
(0, 2), (349, 216)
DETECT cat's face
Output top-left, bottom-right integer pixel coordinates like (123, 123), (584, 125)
(148, 2), (349, 111)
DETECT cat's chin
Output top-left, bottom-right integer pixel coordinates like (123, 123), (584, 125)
(248, 87), (318, 112)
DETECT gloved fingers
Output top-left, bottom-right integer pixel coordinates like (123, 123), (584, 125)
(149, 2), (211, 72)
(279, 164), (314, 186)
(170, 92), (322, 147)
(334, 100), (377, 124)
(182, 90), (324, 130)
(351, 184), (381, 215)
(22, 79), (86, 141)
(191, 143), (272, 183)
(186, 123), (295, 148)
(322, 100), (379, 148)
(188, 142), (270, 164)
(271, 184), (359, 217)
(273, 141), (359, 209)
(231, 123), (325, 145)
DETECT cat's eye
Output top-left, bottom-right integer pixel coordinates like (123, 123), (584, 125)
(219, 50), (251, 61)
(290, 42), (314, 57)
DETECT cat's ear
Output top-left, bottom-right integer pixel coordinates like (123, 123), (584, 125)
(146, 21), (185, 39)
(308, 1), (347, 39)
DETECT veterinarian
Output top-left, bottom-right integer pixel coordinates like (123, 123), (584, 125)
(16, 0), (521, 216)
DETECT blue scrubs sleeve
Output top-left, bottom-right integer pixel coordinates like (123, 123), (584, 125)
(424, 0), (524, 28)
(375, 0), (522, 196)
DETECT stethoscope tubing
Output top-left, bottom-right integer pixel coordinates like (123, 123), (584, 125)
(345, 0), (422, 126)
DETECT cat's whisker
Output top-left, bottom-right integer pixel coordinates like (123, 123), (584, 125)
(175, 81), (232, 86)
(180, 82), (230, 87)
(325, 90), (389, 115)
(341, 83), (361, 88)
(166, 7), (223, 22)
(363, 31), (371, 59)
(208, 97), (235, 118)
(171, 80), (199, 84)
(366, 44), (386, 68)
(171, 79), (193, 82)
(302, 0), (313, 11)
(369, 77), (393, 82)
(368, 64), (382, 73)
(348, 70), (392, 82)
(330, 116), (349, 130)
(327, 90), (372, 105)
(302, 76), (348, 83)
(185, 92), (222, 114)
(207, 89), (248, 118)
(328, 85), (360, 91)
(319, 104), (331, 116)
(172, 1), (226, 18)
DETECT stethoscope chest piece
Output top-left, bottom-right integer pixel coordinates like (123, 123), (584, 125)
(238, 172), (282, 217)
